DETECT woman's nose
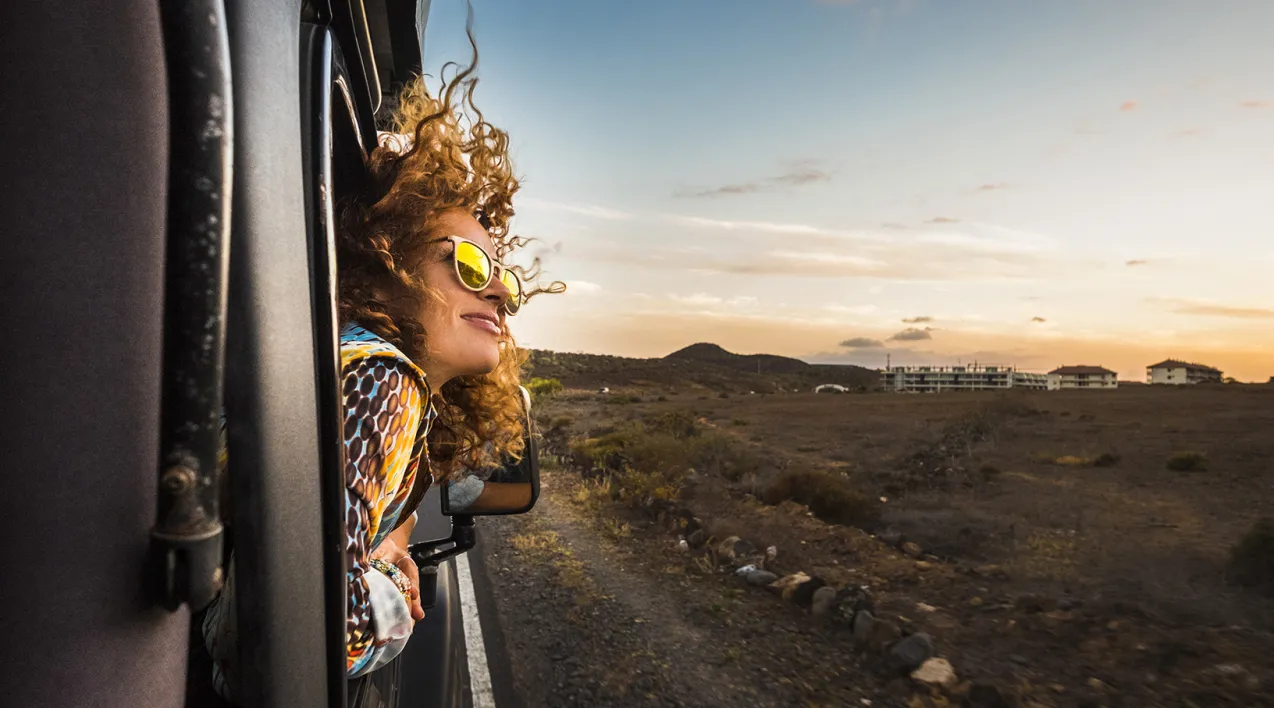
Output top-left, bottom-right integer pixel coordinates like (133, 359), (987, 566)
(483, 271), (512, 305)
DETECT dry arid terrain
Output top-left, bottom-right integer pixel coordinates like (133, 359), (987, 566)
(479, 346), (1274, 708)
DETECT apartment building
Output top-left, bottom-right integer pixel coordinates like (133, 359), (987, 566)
(1047, 365), (1118, 390)
(881, 364), (1048, 392)
(1147, 359), (1222, 385)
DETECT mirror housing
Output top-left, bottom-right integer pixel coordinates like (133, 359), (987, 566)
(439, 385), (539, 516)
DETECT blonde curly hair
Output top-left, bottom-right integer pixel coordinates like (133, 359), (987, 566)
(337, 36), (562, 480)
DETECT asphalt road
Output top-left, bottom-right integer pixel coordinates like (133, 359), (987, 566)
(406, 486), (522, 708)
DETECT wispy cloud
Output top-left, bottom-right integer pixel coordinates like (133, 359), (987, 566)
(518, 197), (633, 221)
(840, 337), (885, 348)
(1159, 298), (1274, 320)
(564, 280), (601, 294)
(1240, 100), (1272, 109)
(902, 316), (933, 324)
(1125, 259), (1150, 267)
(1171, 128), (1205, 138)
(678, 160), (833, 198)
(926, 217), (960, 224)
(977, 182), (1009, 191)
(1031, 316), (1047, 323)
(1119, 100), (1139, 112)
(890, 326), (933, 342)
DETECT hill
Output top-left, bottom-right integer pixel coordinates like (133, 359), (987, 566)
(524, 342), (879, 393)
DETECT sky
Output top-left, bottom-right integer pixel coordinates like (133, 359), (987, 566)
(421, 0), (1274, 382)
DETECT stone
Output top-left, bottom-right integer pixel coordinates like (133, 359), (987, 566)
(1014, 594), (1057, 614)
(811, 586), (838, 617)
(902, 541), (924, 557)
(878, 528), (903, 546)
(916, 603), (937, 613)
(743, 569), (778, 587)
(869, 619), (902, 651)
(966, 683), (1008, 708)
(888, 632), (936, 673)
(765, 545), (779, 562)
(732, 538), (758, 559)
(768, 572), (810, 598)
(686, 529), (707, 549)
(716, 536), (743, 560)
(790, 577), (828, 607)
(911, 657), (958, 690)
(914, 560), (934, 571)
(852, 610), (876, 647)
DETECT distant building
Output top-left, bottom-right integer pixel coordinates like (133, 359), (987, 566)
(881, 364), (1047, 392)
(1146, 359), (1222, 385)
(1047, 365), (1118, 390)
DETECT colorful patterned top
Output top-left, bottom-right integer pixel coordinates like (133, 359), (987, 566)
(201, 323), (436, 703)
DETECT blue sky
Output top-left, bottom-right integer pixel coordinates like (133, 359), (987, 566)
(421, 0), (1274, 380)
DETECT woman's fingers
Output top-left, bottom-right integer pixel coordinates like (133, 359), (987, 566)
(396, 556), (426, 621)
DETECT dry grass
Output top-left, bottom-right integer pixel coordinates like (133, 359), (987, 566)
(762, 468), (881, 528)
(1167, 450), (1209, 472)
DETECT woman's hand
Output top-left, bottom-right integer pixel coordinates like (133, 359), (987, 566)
(371, 535), (426, 622)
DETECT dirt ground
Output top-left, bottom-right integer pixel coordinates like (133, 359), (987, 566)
(496, 384), (1274, 707)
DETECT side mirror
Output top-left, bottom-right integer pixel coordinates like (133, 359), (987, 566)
(440, 385), (539, 516)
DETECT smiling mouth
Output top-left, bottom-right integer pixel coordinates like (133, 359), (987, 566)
(461, 313), (501, 336)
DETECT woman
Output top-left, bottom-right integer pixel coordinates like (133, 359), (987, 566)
(201, 49), (560, 703)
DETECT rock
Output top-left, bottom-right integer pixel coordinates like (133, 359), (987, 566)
(911, 657), (958, 690)
(1014, 594), (1058, 614)
(834, 586), (873, 625)
(765, 545), (778, 562)
(676, 539), (690, 552)
(888, 632), (935, 673)
(973, 564), (1010, 580)
(914, 560), (934, 571)
(868, 618), (901, 651)
(916, 602), (937, 613)
(733, 538), (758, 558)
(789, 577), (828, 606)
(901, 541), (924, 557)
(811, 586), (838, 617)
(768, 572), (810, 597)
(878, 528), (903, 546)
(852, 610), (876, 647)
(686, 529), (707, 549)
(743, 569), (779, 586)
(966, 683), (1008, 708)
(716, 536), (743, 560)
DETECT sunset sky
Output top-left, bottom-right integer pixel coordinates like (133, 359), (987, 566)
(423, 0), (1274, 381)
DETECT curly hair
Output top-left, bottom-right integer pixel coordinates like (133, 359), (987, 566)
(336, 31), (562, 480)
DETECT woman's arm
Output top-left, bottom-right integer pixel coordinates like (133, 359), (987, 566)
(343, 357), (427, 677)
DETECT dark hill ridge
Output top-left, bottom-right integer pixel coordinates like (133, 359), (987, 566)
(665, 342), (812, 375)
(526, 343), (880, 393)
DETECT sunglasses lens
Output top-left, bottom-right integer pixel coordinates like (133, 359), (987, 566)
(453, 240), (492, 291)
(500, 270), (522, 315)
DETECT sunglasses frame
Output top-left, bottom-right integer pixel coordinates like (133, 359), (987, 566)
(426, 235), (523, 316)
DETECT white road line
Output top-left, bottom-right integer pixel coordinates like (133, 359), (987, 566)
(456, 553), (497, 708)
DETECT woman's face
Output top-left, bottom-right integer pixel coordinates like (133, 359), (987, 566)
(413, 209), (513, 384)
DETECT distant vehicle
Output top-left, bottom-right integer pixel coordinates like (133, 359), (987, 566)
(598, 387), (610, 394)
(814, 384), (850, 394)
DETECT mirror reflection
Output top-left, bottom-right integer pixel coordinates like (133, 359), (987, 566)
(442, 386), (539, 515)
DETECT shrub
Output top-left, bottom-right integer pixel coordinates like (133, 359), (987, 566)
(644, 410), (699, 440)
(1093, 452), (1121, 468)
(1167, 451), (1209, 472)
(1227, 518), (1274, 595)
(762, 469), (880, 528)
(731, 418), (748, 426)
(526, 377), (563, 400)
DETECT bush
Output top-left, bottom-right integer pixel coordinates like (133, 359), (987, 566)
(1228, 518), (1274, 595)
(1167, 451), (1209, 472)
(1093, 452), (1120, 468)
(762, 469), (880, 528)
(526, 377), (563, 400)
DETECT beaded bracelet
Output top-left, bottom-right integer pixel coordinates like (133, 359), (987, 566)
(369, 558), (413, 600)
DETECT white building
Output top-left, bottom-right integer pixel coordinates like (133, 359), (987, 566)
(1147, 359), (1222, 385)
(881, 364), (1047, 392)
(1047, 365), (1118, 390)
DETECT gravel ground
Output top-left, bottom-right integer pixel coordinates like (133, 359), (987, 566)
(476, 468), (911, 708)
